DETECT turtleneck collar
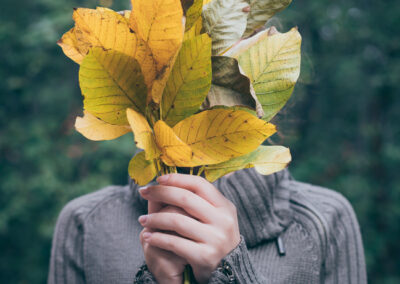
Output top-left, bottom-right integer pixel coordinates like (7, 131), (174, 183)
(129, 168), (293, 248)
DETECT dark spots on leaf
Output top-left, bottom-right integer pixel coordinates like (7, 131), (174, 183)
(73, 7), (77, 11)
(190, 67), (193, 70)
(224, 138), (229, 142)
(135, 141), (138, 145)
(228, 114), (233, 118)
(171, 104), (175, 109)
(129, 28), (135, 33)
(244, 120), (248, 123)
(156, 65), (168, 80)
(117, 111), (120, 115)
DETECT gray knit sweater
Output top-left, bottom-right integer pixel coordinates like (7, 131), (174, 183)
(48, 168), (367, 283)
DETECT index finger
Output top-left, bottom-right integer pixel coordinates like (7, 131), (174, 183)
(156, 174), (227, 207)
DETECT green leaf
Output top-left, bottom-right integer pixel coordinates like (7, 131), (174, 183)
(161, 34), (212, 126)
(225, 27), (301, 121)
(185, 0), (203, 31)
(79, 47), (147, 125)
(128, 151), (157, 186)
(205, 145), (291, 182)
(202, 0), (249, 54)
(243, 0), (292, 37)
(202, 56), (263, 116)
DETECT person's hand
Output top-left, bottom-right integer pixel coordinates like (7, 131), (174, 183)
(139, 202), (188, 284)
(138, 174), (241, 284)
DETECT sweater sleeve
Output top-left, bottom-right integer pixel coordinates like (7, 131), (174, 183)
(208, 236), (267, 284)
(133, 236), (267, 284)
(318, 191), (367, 283)
(47, 201), (86, 284)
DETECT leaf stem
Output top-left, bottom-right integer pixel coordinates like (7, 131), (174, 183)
(197, 166), (205, 176)
(183, 266), (191, 284)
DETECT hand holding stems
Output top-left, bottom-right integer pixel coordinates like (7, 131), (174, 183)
(139, 204), (189, 284)
(138, 174), (241, 284)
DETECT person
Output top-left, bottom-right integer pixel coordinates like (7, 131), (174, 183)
(48, 167), (367, 283)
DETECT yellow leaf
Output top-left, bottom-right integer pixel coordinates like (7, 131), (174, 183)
(225, 27), (301, 121)
(129, 0), (184, 71)
(126, 108), (160, 160)
(80, 47), (147, 125)
(75, 111), (131, 141)
(129, 0), (184, 103)
(162, 34), (212, 126)
(204, 145), (291, 182)
(154, 120), (192, 166)
(128, 151), (157, 186)
(173, 109), (276, 166)
(57, 27), (86, 64)
(58, 8), (157, 90)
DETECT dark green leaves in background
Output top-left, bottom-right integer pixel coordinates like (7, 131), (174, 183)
(0, 0), (399, 283)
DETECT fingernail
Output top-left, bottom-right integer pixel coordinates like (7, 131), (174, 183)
(139, 186), (149, 194)
(138, 215), (148, 225)
(157, 174), (170, 184)
(143, 232), (152, 240)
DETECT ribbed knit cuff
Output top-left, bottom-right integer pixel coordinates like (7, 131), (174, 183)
(208, 235), (264, 284)
(134, 263), (157, 284)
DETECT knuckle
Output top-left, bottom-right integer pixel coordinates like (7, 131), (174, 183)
(179, 192), (189, 204)
(212, 230), (227, 248)
(204, 246), (219, 261)
(171, 214), (181, 228)
(226, 200), (237, 213)
(222, 214), (235, 228)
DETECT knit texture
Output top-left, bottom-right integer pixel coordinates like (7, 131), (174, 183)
(48, 168), (367, 283)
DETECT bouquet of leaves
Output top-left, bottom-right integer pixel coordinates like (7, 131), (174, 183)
(58, 0), (301, 186)
(59, 0), (300, 281)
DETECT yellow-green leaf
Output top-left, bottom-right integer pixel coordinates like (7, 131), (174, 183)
(128, 151), (157, 186)
(205, 145), (291, 182)
(126, 108), (160, 160)
(243, 0), (292, 37)
(74, 111), (131, 141)
(79, 47), (147, 125)
(225, 27), (301, 121)
(183, 16), (203, 41)
(154, 120), (193, 166)
(185, 0), (203, 31)
(162, 34), (212, 126)
(202, 0), (249, 54)
(173, 109), (276, 166)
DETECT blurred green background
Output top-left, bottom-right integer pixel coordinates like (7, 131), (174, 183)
(1, 0), (399, 283)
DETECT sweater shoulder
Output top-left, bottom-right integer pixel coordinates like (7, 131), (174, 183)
(288, 180), (360, 230)
(56, 185), (135, 226)
(286, 180), (365, 274)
